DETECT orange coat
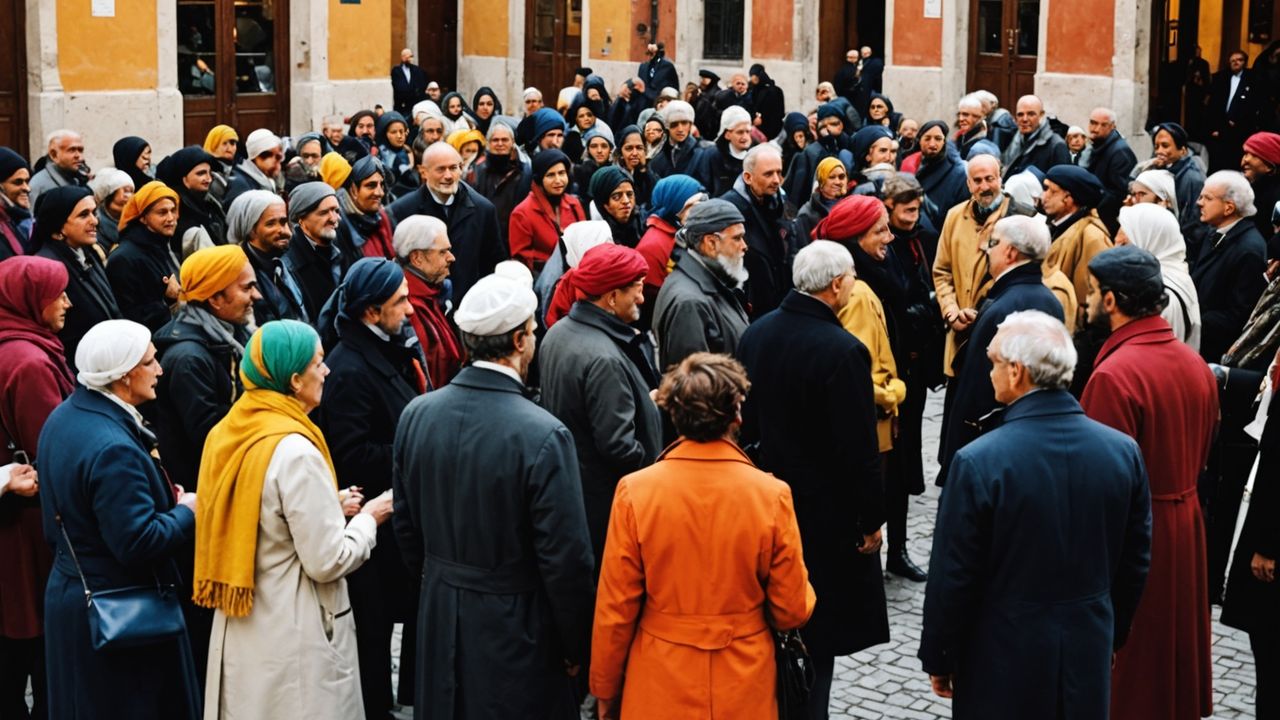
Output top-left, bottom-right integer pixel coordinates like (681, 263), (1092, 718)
(589, 439), (816, 719)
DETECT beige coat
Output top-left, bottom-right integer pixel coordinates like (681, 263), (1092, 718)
(1046, 210), (1112, 328)
(204, 434), (378, 720)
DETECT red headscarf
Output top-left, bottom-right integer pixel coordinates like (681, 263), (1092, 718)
(812, 194), (885, 242)
(1244, 132), (1280, 168)
(0, 256), (76, 394)
(545, 244), (648, 328)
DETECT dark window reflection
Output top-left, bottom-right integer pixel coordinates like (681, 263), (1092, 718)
(978, 0), (1003, 55)
(178, 1), (216, 95)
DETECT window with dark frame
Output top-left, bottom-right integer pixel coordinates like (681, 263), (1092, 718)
(704, 0), (744, 60)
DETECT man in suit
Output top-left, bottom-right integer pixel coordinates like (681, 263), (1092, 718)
(637, 42), (679, 104)
(921, 308), (1152, 720)
(1207, 50), (1262, 173)
(1192, 170), (1268, 362)
(391, 48), (429, 119)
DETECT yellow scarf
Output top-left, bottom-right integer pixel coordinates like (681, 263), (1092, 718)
(192, 386), (336, 617)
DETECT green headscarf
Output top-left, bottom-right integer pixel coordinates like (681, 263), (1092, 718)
(240, 319), (320, 394)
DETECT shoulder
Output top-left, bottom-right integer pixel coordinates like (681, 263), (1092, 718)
(269, 433), (328, 470)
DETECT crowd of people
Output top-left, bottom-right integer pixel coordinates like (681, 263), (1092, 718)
(1, 41), (1279, 720)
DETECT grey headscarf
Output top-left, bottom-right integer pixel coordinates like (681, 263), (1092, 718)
(225, 190), (286, 245)
(287, 182), (337, 224)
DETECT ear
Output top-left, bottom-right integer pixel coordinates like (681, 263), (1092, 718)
(1102, 289), (1119, 314)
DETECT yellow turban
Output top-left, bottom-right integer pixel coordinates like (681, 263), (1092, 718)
(117, 181), (179, 232)
(815, 157), (846, 188)
(203, 125), (239, 155)
(180, 245), (250, 303)
(447, 129), (485, 154)
(319, 152), (352, 190)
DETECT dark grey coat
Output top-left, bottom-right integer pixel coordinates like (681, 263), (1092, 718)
(538, 301), (663, 562)
(652, 250), (749, 372)
(392, 366), (595, 720)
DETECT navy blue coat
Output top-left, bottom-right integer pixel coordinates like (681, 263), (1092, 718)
(737, 291), (888, 658)
(921, 390), (1152, 720)
(1191, 219), (1268, 362)
(38, 388), (199, 720)
(916, 143), (970, 230)
(940, 262), (1064, 471)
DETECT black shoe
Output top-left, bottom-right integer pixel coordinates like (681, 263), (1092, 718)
(886, 550), (928, 582)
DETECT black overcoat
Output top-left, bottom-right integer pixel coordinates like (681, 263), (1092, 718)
(1191, 219), (1268, 362)
(387, 181), (508, 305)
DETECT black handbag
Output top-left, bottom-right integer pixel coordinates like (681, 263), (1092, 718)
(47, 479), (186, 651)
(774, 627), (815, 719)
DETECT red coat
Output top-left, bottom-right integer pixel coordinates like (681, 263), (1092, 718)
(635, 215), (678, 292)
(1081, 315), (1218, 720)
(507, 186), (584, 271)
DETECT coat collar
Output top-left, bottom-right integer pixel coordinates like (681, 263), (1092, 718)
(1001, 388), (1084, 424)
(1093, 315), (1175, 368)
(989, 261), (1044, 296)
(449, 364), (527, 395)
(657, 437), (756, 465)
(567, 300), (643, 344)
(674, 251), (745, 308)
(779, 289), (842, 327)
(337, 320), (414, 384)
(69, 386), (154, 449)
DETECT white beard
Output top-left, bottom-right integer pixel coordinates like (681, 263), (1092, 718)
(714, 252), (749, 286)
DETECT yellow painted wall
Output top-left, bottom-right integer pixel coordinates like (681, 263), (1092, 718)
(1198, 1), (1223, 72)
(590, 0), (633, 61)
(330, 0), (392, 79)
(57, 0), (157, 91)
(462, 0), (509, 56)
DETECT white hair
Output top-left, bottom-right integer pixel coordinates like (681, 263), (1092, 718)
(973, 90), (998, 108)
(995, 215), (1050, 261)
(393, 215), (449, 258)
(743, 144), (781, 175)
(957, 94), (984, 112)
(1206, 170), (1257, 218)
(792, 240), (853, 293)
(322, 114), (345, 131)
(1091, 107), (1118, 125)
(46, 129), (81, 149)
(992, 310), (1077, 390)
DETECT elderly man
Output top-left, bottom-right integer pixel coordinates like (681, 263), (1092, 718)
(391, 48), (429, 118)
(940, 216), (1064, 472)
(1192, 170), (1268, 361)
(1078, 246), (1218, 720)
(522, 87), (544, 117)
(314, 258), (424, 720)
(321, 115), (347, 151)
(722, 145), (793, 319)
(921, 309), (1151, 720)
(335, 155), (395, 260)
(708, 106), (755, 196)
(394, 215), (462, 388)
(28, 130), (88, 205)
(282, 181), (350, 320)
(933, 153), (1035, 377)
(1002, 96), (1070, 179)
(224, 129), (283, 206)
(953, 94), (993, 160)
(224, 190), (307, 324)
(649, 100), (712, 186)
(393, 273), (594, 718)
(1041, 165), (1113, 324)
(1067, 126), (1089, 165)
(1085, 107), (1137, 233)
(0, 146), (32, 256)
(974, 90), (1016, 150)
(652, 199), (749, 370)
(388, 142), (507, 305)
(539, 243), (662, 566)
(737, 240), (886, 719)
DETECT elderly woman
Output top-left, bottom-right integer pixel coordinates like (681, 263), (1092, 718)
(795, 157), (850, 245)
(195, 320), (392, 719)
(447, 128), (486, 176)
(590, 352), (815, 719)
(40, 319), (201, 720)
(1115, 203), (1202, 350)
(468, 117), (532, 245)
(105, 181), (183, 332)
(87, 168), (133, 253)
(1126, 169), (1179, 213)
(0, 257), (74, 720)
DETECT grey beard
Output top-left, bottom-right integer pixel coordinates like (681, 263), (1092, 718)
(709, 252), (749, 287)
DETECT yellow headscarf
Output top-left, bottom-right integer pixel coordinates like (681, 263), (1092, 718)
(203, 125), (239, 156)
(447, 128), (485, 154)
(179, 245), (249, 303)
(117, 181), (179, 232)
(193, 321), (334, 617)
(319, 152), (352, 190)
(815, 157), (846, 189)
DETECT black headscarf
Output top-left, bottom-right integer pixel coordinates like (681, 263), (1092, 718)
(0, 146), (29, 183)
(112, 136), (152, 190)
(157, 145), (226, 250)
(440, 92), (469, 122)
(471, 87), (504, 135)
(31, 186), (93, 250)
(347, 109), (378, 153)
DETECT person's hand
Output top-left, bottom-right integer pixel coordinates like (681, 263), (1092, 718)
(633, 78), (645, 94)
(178, 492), (198, 512)
(753, 114), (763, 127)
(949, 308), (977, 332)
(1266, 259), (1279, 282)
(339, 486), (364, 518)
(163, 275), (181, 302)
(617, 83), (631, 100)
(359, 490), (394, 526)
(597, 695), (620, 719)
(8, 465), (38, 497)
(929, 674), (954, 698)
(1252, 553), (1276, 583)
(858, 529), (882, 555)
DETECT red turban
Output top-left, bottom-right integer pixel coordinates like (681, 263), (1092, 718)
(811, 194), (885, 242)
(1244, 132), (1280, 168)
(545, 243), (648, 328)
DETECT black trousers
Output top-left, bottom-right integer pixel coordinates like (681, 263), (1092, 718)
(806, 655), (834, 720)
(0, 635), (45, 719)
(1253, 628), (1279, 719)
(349, 547), (419, 718)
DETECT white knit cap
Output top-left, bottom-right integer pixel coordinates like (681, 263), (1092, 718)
(661, 101), (695, 126)
(76, 320), (153, 389)
(454, 274), (538, 336)
(717, 105), (752, 138)
(562, 220), (614, 268)
(245, 128), (282, 159)
(89, 168), (134, 205)
(493, 260), (534, 288)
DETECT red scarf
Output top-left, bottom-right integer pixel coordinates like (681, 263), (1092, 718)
(405, 269), (464, 388)
(360, 211), (396, 260)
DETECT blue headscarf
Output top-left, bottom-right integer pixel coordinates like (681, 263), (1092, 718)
(648, 174), (705, 225)
(315, 257), (405, 350)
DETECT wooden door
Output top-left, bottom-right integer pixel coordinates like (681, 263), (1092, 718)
(419, 0), (458, 90)
(179, 0), (290, 146)
(524, 0), (582, 96)
(968, 0), (1039, 102)
(0, 0), (27, 156)
(818, 0), (858, 85)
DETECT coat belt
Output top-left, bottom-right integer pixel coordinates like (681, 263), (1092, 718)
(424, 553), (540, 594)
(638, 606), (769, 650)
(1151, 485), (1198, 503)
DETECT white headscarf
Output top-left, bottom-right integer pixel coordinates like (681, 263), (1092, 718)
(1131, 169), (1179, 217)
(76, 320), (153, 389)
(1117, 203), (1201, 350)
(225, 190), (286, 246)
(412, 100), (444, 125)
(562, 220), (614, 268)
(494, 260), (534, 288)
(1004, 170), (1044, 209)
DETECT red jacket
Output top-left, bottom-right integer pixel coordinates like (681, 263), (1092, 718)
(635, 215), (678, 292)
(507, 186), (584, 271)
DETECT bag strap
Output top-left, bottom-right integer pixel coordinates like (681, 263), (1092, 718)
(38, 464), (96, 604)
(1165, 282), (1192, 336)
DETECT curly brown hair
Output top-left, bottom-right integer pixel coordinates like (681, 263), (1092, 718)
(655, 353), (751, 442)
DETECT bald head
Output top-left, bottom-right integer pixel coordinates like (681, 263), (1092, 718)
(419, 141), (463, 198)
(1014, 95), (1045, 135)
(401, 48), (414, 63)
(967, 154), (1003, 206)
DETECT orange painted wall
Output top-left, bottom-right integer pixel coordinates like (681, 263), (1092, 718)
(57, 0), (157, 91)
(591, 0), (634, 60)
(625, 0), (679, 62)
(893, 0), (942, 66)
(462, 0), (509, 56)
(330, 0), (392, 79)
(752, 0), (793, 59)
(1046, 0), (1113, 74)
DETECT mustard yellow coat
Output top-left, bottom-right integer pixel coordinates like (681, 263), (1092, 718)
(839, 279), (907, 451)
(1046, 209), (1112, 328)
